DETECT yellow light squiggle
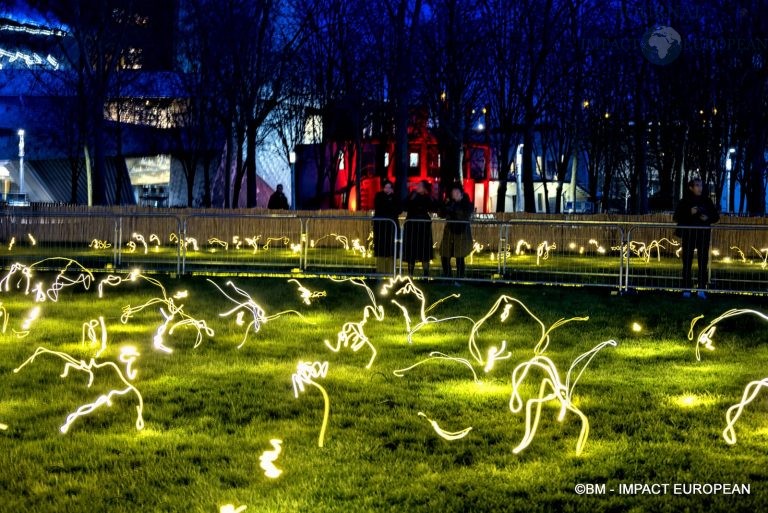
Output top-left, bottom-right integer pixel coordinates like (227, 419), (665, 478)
(132, 233), (148, 254)
(468, 295), (588, 365)
(380, 275), (471, 344)
(13, 347), (144, 433)
(326, 278), (384, 368)
(259, 439), (283, 478)
(82, 317), (107, 358)
(0, 302), (8, 333)
(723, 378), (768, 445)
(418, 411), (472, 440)
(689, 309), (768, 361)
(287, 279), (326, 305)
(509, 340), (617, 455)
(536, 241), (556, 265)
(292, 361), (330, 447)
(393, 351), (479, 383)
(208, 279), (305, 349)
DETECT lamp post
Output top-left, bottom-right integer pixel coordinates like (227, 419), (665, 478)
(289, 150), (296, 210)
(17, 129), (25, 197)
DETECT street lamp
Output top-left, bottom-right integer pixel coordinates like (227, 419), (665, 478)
(17, 129), (25, 197)
(289, 150), (296, 210)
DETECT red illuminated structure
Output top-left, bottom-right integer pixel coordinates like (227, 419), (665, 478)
(294, 110), (494, 212)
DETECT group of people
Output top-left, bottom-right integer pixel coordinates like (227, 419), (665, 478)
(375, 176), (720, 296)
(373, 179), (473, 279)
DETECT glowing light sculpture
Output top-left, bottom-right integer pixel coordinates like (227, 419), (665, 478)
(689, 309), (768, 361)
(208, 279), (305, 349)
(89, 239), (112, 250)
(752, 247), (768, 269)
(208, 237), (229, 251)
(149, 234), (161, 250)
(259, 439), (284, 478)
(7, 236), (15, 251)
(393, 351), (479, 383)
(0, 302), (7, 333)
(0, 258), (93, 302)
(132, 233), (148, 254)
(263, 236), (289, 250)
(509, 339), (617, 455)
(468, 295), (589, 366)
(126, 241), (137, 253)
(13, 347), (144, 433)
(418, 411), (472, 440)
(515, 239), (530, 255)
(106, 271), (213, 353)
(27, 233), (36, 246)
(287, 279), (326, 305)
(380, 275), (471, 344)
(536, 241), (556, 265)
(730, 246), (747, 263)
(245, 236), (261, 253)
(292, 361), (330, 447)
(325, 278), (384, 368)
(723, 378), (768, 445)
(82, 317), (107, 358)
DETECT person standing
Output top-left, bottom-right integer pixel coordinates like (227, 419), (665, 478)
(673, 178), (719, 298)
(440, 183), (474, 279)
(372, 180), (401, 274)
(268, 184), (290, 209)
(402, 180), (436, 277)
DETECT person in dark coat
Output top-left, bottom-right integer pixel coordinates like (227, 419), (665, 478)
(402, 180), (436, 277)
(673, 177), (720, 298)
(372, 179), (402, 274)
(440, 183), (474, 279)
(268, 184), (290, 209)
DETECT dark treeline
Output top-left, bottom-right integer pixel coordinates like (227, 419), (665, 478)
(20, 0), (768, 214)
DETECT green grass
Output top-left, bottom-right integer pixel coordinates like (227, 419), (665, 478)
(1, 272), (768, 512)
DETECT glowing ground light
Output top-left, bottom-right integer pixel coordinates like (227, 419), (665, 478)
(287, 279), (326, 305)
(208, 279), (305, 349)
(312, 233), (349, 249)
(126, 241), (137, 253)
(220, 505), (246, 513)
(13, 347), (144, 433)
(689, 309), (768, 361)
(14, 305), (41, 337)
(723, 378), (768, 445)
(393, 351), (479, 383)
(468, 295), (589, 366)
(509, 339), (617, 455)
(259, 439), (283, 478)
(0, 423), (6, 430)
(245, 236), (261, 253)
(1, 258), (93, 302)
(417, 411), (472, 440)
(292, 361), (330, 447)
(149, 234), (161, 250)
(380, 275), (470, 344)
(119, 346), (140, 380)
(7, 236), (15, 251)
(515, 240), (530, 255)
(631, 322), (642, 333)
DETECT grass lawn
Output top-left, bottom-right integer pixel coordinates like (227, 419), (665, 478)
(1, 269), (768, 512)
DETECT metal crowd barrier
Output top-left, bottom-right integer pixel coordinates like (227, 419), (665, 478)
(1, 209), (766, 295)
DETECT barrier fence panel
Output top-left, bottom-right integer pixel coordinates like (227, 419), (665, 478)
(304, 216), (376, 275)
(624, 223), (768, 294)
(422, 218), (504, 281)
(116, 214), (184, 274)
(500, 220), (625, 288)
(0, 209), (118, 271)
(183, 214), (303, 274)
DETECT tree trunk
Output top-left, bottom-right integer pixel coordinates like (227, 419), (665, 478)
(246, 118), (257, 207)
(522, 128), (536, 212)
